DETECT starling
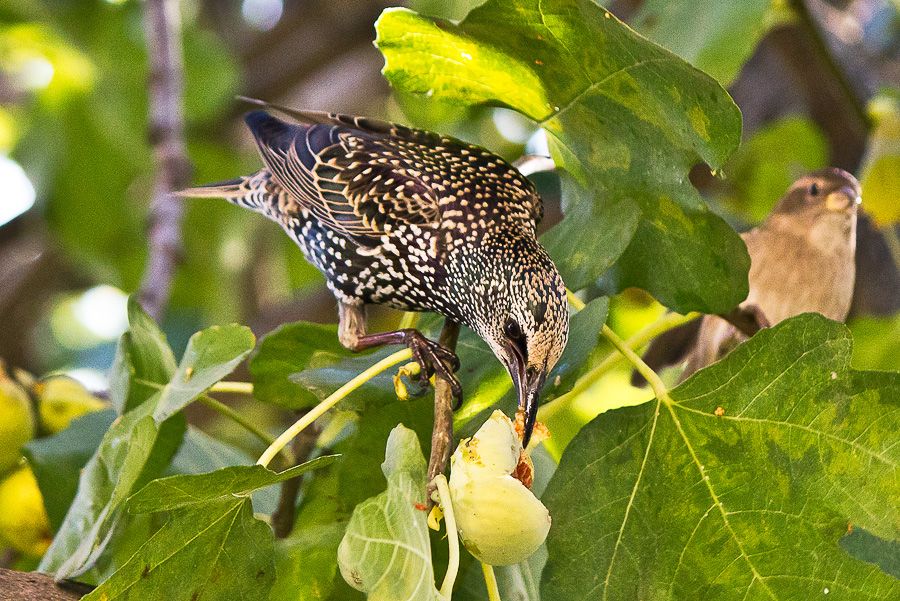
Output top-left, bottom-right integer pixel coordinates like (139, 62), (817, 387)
(178, 104), (569, 446)
(637, 168), (861, 382)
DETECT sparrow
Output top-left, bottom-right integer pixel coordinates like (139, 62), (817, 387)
(637, 168), (861, 382)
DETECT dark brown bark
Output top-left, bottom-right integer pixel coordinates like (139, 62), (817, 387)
(766, 2), (870, 171)
(426, 319), (460, 506)
(271, 416), (320, 538)
(138, 0), (192, 320)
(0, 568), (89, 601)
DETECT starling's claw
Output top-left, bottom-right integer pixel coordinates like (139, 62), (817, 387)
(405, 333), (463, 407)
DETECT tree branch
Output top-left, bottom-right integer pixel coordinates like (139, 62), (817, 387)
(138, 0), (192, 320)
(788, 0), (871, 131)
(271, 413), (319, 538)
(426, 319), (460, 506)
(0, 568), (88, 601)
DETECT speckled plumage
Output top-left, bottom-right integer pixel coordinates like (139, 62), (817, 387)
(180, 107), (569, 445)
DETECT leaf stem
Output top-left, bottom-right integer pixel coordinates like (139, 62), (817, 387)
(539, 311), (698, 419)
(197, 395), (280, 452)
(600, 324), (673, 405)
(789, 0), (871, 130)
(482, 562), (502, 601)
(566, 289), (586, 311)
(256, 348), (412, 467)
(209, 380), (254, 395)
(433, 474), (459, 598)
(398, 311), (420, 330)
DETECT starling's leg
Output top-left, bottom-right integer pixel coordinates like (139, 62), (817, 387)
(338, 301), (463, 405)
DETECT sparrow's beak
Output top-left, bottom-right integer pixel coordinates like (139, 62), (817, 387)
(506, 346), (546, 448)
(826, 186), (861, 212)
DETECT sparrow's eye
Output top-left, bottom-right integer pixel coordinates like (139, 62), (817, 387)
(504, 318), (523, 340)
(809, 182), (820, 196)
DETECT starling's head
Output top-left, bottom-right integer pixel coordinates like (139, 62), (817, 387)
(470, 235), (569, 448)
(772, 168), (861, 224)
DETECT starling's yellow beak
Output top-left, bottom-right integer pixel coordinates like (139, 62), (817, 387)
(826, 186), (861, 212)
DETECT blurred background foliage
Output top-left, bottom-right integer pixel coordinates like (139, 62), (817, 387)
(0, 0), (897, 491)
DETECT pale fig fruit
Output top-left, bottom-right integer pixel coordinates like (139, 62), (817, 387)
(448, 410), (551, 566)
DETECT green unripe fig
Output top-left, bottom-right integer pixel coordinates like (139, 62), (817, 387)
(0, 466), (52, 557)
(0, 377), (35, 476)
(35, 376), (106, 434)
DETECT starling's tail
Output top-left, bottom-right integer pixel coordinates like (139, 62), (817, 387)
(174, 178), (245, 199)
(174, 171), (271, 213)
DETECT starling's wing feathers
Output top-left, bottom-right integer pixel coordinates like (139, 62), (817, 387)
(245, 110), (543, 241)
(246, 110), (444, 240)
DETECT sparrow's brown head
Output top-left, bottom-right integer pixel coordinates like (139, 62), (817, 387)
(772, 168), (862, 220)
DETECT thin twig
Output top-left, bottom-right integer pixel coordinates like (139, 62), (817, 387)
(426, 319), (460, 505)
(138, 0), (192, 320)
(788, 0), (871, 130)
(271, 412), (319, 538)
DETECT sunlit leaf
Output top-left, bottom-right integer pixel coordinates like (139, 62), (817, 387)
(376, 0), (749, 314)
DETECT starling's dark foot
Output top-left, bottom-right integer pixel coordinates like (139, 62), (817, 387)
(404, 331), (463, 409)
(351, 328), (462, 407)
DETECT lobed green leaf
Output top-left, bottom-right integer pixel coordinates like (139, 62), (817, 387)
(84, 498), (274, 601)
(542, 314), (900, 600)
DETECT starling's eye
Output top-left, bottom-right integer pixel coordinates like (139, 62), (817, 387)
(504, 319), (523, 340)
(809, 182), (820, 196)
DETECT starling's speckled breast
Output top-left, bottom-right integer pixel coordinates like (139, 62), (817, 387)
(232, 110), (549, 331)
